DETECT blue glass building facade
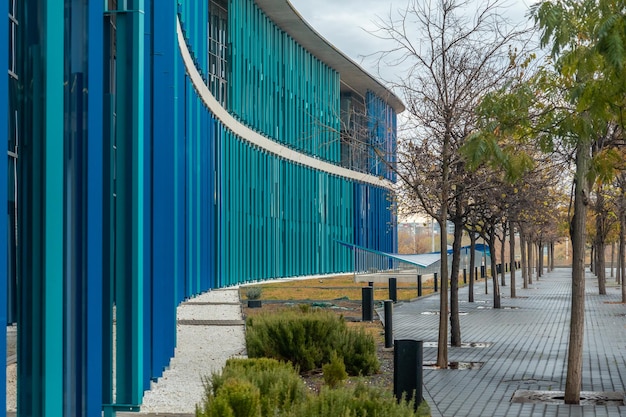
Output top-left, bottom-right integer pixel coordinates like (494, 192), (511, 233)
(2, 0), (402, 415)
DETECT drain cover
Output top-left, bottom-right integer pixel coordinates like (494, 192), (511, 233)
(423, 361), (484, 370)
(423, 342), (492, 348)
(421, 311), (468, 315)
(511, 390), (625, 405)
(505, 379), (558, 385)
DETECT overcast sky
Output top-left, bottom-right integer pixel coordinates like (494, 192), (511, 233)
(288, 0), (537, 83)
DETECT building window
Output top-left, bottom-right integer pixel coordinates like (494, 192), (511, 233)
(208, 0), (228, 106)
(340, 93), (368, 173)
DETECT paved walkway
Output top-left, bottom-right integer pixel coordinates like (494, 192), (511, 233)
(386, 268), (626, 417)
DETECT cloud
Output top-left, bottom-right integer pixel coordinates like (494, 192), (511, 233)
(289, 0), (394, 71)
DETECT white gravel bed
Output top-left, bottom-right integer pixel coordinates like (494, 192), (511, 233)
(176, 304), (242, 321)
(140, 288), (246, 414)
(189, 288), (241, 304)
(6, 364), (15, 412)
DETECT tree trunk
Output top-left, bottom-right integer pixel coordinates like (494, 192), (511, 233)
(469, 231), (476, 302)
(510, 222), (516, 298)
(527, 239), (533, 285)
(482, 237), (488, 295)
(450, 217), (463, 347)
(617, 211), (623, 286)
(489, 230), (501, 309)
(610, 242), (614, 278)
(551, 242), (555, 271)
(500, 223), (507, 287)
(564, 143), (589, 405)
(617, 238), (621, 285)
(537, 242), (543, 281)
(520, 232), (528, 289)
(590, 246), (594, 274)
(597, 242), (606, 295)
(437, 216), (449, 368)
(537, 243), (541, 280)
(621, 207), (626, 302)
(596, 192), (606, 294)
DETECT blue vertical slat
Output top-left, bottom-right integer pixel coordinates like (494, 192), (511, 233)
(152, 0), (177, 380)
(143, 0), (153, 390)
(174, 56), (186, 304)
(86, 0), (104, 413)
(200, 113), (212, 290)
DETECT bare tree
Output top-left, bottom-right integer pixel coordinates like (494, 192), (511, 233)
(374, 0), (531, 368)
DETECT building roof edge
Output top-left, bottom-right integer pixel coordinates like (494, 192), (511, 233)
(254, 0), (405, 113)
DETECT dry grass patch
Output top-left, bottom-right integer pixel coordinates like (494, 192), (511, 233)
(240, 274), (434, 302)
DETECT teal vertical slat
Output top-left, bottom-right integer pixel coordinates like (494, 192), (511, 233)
(0, 0), (8, 416)
(44, 1), (64, 414)
(0, 0), (7, 409)
(226, 0), (340, 161)
(195, 97), (201, 293)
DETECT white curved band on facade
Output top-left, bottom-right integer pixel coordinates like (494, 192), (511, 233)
(176, 19), (393, 190)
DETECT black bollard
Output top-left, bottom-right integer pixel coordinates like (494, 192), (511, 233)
(417, 274), (422, 297)
(475, 266), (478, 281)
(368, 281), (374, 288)
(384, 300), (393, 348)
(389, 277), (397, 303)
(434, 272), (438, 292)
(463, 268), (467, 284)
(362, 287), (374, 321)
(394, 339), (423, 410)
(481, 265), (485, 278)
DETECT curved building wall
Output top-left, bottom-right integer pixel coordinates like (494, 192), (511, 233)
(178, 0), (398, 285)
(3, 0), (399, 414)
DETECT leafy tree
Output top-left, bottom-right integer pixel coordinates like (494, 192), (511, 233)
(533, 0), (626, 403)
(463, 0), (626, 404)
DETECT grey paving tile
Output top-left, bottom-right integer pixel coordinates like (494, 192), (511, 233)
(384, 268), (626, 417)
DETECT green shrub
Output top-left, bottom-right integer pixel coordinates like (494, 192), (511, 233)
(245, 308), (379, 376)
(338, 327), (380, 375)
(199, 358), (306, 417)
(198, 358), (428, 417)
(245, 286), (262, 300)
(285, 383), (419, 417)
(322, 352), (347, 388)
(246, 309), (344, 372)
(198, 378), (261, 417)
